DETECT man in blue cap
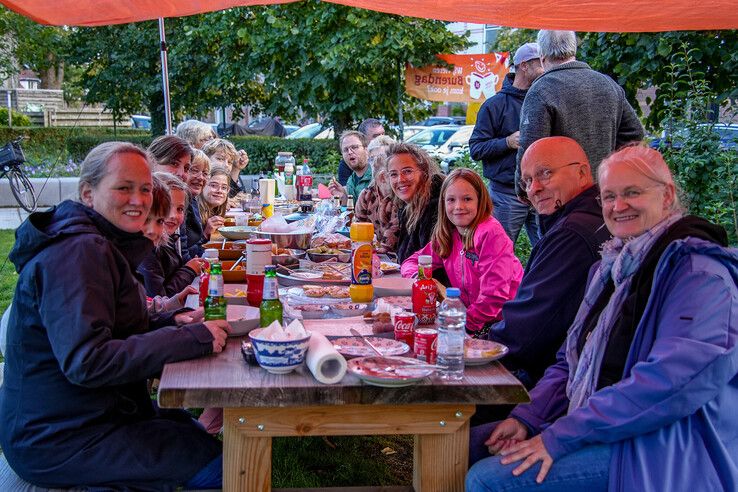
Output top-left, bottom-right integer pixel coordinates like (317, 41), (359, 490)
(469, 42), (545, 246)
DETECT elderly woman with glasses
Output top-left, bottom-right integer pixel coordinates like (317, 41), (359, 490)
(197, 166), (230, 240)
(387, 142), (445, 263)
(466, 144), (738, 492)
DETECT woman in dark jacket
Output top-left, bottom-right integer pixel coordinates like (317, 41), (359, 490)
(0, 142), (229, 491)
(387, 142), (445, 264)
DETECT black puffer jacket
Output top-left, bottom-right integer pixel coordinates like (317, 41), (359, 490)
(396, 174), (444, 264)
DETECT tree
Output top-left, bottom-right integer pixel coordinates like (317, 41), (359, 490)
(494, 28), (738, 131)
(227, 1), (468, 132)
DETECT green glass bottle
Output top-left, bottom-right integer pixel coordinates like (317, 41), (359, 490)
(259, 265), (283, 327)
(204, 261), (227, 320)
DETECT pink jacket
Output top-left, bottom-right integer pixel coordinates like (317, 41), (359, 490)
(400, 216), (523, 333)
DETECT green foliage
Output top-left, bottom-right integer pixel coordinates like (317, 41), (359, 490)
(236, 1), (468, 133)
(0, 229), (18, 315)
(657, 45), (738, 244)
(229, 136), (340, 175)
(0, 109), (32, 126)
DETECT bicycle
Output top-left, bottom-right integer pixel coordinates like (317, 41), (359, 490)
(0, 138), (38, 213)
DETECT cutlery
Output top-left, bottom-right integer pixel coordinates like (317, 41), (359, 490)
(229, 256), (244, 271)
(349, 328), (384, 357)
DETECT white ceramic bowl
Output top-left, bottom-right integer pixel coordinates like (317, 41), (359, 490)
(248, 328), (312, 374)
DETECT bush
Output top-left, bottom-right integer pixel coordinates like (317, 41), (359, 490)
(228, 136), (341, 175)
(0, 109), (32, 126)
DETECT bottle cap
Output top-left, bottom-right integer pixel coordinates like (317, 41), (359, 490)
(418, 255), (432, 265)
(446, 287), (461, 297)
(203, 248), (219, 259)
(350, 222), (374, 237)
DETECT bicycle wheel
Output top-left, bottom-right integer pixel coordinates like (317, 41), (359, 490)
(8, 168), (38, 213)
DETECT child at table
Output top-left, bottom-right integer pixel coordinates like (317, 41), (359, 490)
(400, 169), (524, 336)
(138, 173), (205, 299)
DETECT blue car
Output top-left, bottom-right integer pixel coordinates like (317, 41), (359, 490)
(650, 123), (738, 150)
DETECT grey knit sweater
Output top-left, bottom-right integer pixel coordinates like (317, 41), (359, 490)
(515, 61), (644, 187)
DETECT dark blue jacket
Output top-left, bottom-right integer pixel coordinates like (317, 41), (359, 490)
(184, 200), (206, 260)
(489, 186), (610, 383)
(469, 74), (527, 189)
(0, 201), (219, 490)
(337, 158), (352, 186)
(138, 237), (197, 298)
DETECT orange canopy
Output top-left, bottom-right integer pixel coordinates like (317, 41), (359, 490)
(2, 0), (737, 31)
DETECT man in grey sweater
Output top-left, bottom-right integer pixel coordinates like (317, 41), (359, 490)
(515, 30), (644, 197)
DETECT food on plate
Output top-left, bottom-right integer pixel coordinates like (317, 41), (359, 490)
(367, 298), (405, 334)
(311, 233), (351, 250)
(326, 286), (350, 298)
(380, 262), (399, 272)
(271, 244), (291, 255)
(321, 271), (344, 280)
(379, 296), (413, 310)
(464, 339), (504, 358)
(226, 289), (247, 297)
(293, 304), (326, 312)
(308, 246), (343, 255)
(303, 285), (327, 297)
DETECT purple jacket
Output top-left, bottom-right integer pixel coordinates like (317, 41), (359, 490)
(510, 238), (738, 491)
(401, 216), (523, 332)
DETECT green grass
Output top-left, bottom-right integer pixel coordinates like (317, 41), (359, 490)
(0, 229), (17, 316)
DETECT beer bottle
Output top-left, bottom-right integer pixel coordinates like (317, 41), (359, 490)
(204, 261), (227, 320)
(259, 265), (283, 327)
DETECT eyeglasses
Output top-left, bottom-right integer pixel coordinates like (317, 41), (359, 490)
(519, 162), (581, 192)
(341, 144), (363, 154)
(189, 168), (209, 178)
(207, 183), (229, 192)
(596, 184), (664, 207)
(387, 168), (418, 180)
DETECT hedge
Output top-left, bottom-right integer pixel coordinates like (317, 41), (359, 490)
(0, 109), (32, 127)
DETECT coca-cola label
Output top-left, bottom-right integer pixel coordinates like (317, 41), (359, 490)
(394, 312), (416, 346)
(414, 328), (438, 363)
(412, 280), (437, 324)
(297, 175), (313, 188)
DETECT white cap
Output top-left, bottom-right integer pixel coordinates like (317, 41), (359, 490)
(513, 43), (541, 65)
(203, 248), (219, 260)
(419, 255), (433, 265)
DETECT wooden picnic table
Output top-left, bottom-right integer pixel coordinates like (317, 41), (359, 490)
(159, 285), (529, 492)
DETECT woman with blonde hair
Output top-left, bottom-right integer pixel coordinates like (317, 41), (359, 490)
(202, 138), (249, 198)
(197, 166), (230, 240)
(401, 168), (523, 334)
(386, 142), (444, 263)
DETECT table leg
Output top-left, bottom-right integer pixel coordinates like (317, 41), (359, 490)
(224, 408), (272, 492)
(413, 418), (470, 492)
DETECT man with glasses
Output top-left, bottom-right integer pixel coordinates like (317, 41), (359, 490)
(336, 118), (385, 186)
(470, 43), (544, 247)
(329, 130), (372, 204)
(483, 137), (611, 394)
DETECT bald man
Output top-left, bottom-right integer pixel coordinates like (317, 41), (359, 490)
(487, 137), (611, 387)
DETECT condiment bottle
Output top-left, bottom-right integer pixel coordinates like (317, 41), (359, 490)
(349, 222), (374, 303)
(412, 255), (437, 324)
(246, 238), (272, 275)
(259, 265), (283, 326)
(198, 248), (219, 306)
(346, 195), (355, 224)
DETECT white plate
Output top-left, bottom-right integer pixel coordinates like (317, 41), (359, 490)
(373, 277), (414, 297)
(464, 339), (509, 366)
(330, 303), (369, 317)
(380, 261), (401, 274)
(348, 356), (435, 387)
(333, 336), (409, 358)
(227, 305), (260, 336)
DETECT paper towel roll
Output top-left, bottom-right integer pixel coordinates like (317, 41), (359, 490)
(305, 331), (347, 384)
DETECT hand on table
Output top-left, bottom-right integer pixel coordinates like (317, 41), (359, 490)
(204, 215), (225, 236)
(175, 306), (204, 325)
(174, 285), (198, 307)
(205, 319), (231, 353)
(485, 417), (528, 455)
(499, 434), (554, 484)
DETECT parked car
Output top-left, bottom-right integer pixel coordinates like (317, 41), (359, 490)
(284, 125), (300, 135)
(431, 125), (473, 159)
(130, 115), (151, 130)
(286, 123), (327, 139)
(650, 123), (738, 150)
(405, 125), (463, 152)
(399, 125), (427, 141)
(415, 116), (466, 126)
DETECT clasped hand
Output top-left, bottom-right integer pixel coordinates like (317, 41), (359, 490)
(485, 418), (554, 484)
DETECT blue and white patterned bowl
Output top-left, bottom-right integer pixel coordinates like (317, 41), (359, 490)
(248, 327), (312, 374)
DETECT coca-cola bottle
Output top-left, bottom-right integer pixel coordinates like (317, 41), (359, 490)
(412, 255), (437, 325)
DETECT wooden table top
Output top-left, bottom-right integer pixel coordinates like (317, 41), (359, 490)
(158, 317), (529, 409)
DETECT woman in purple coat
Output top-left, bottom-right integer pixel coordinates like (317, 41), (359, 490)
(467, 144), (738, 491)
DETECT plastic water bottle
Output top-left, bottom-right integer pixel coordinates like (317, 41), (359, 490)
(437, 288), (466, 380)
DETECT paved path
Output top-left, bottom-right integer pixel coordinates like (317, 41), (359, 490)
(0, 207), (31, 230)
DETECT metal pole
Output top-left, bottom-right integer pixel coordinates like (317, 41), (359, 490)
(397, 60), (404, 141)
(158, 18), (173, 135)
(7, 90), (12, 127)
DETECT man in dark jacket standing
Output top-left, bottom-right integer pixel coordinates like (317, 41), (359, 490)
(515, 30), (644, 197)
(470, 43), (544, 245)
(488, 137), (611, 387)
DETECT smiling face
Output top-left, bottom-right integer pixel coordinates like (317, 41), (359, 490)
(187, 158), (209, 196)
(80, 152), (152, 233)
(203, 174), (229, 207)
(165, 188), (187, 235)
(444, 177), (479, 232)
(388, 153), (422, 203)
(341, 135), (368, 174)
(599, 160), (675, 239)
(142, 213), (167, 246)
(209, 150), (232, 172)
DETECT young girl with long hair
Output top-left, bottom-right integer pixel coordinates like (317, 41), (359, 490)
(197, 165), (230, 239)
(401, 168), (524, 335)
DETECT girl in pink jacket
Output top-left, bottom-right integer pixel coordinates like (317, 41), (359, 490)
(401, 168), (523, 335)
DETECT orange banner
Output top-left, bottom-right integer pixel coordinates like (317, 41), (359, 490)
(405, 53), (510, 104)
